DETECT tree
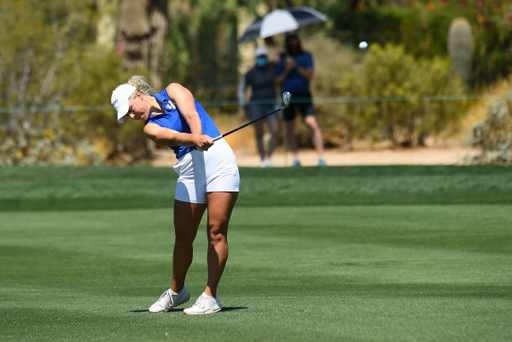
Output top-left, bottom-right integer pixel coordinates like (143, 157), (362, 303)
(165, 0), (239, 100)
(117, 0), (168, 90)
(0, 0), (106, 165)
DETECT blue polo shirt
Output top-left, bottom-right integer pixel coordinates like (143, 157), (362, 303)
(145, 89), (221, 159)
(275, 52), (314, 93)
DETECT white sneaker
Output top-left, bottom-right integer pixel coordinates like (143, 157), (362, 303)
(265, 159), (274, 167)
(148, 287), (190, 313)
(183, 292), (222, 315)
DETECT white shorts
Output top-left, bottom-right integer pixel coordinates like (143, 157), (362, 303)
(172, 138), (240, 204)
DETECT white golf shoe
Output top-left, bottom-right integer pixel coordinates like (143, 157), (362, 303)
(148, 287), (190, 313)
(183, 292), (222, 315)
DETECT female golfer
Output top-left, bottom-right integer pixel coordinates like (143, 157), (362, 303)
(111, 76), (239, 315)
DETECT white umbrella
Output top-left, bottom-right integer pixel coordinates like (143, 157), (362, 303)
(238, 6), (328, 44)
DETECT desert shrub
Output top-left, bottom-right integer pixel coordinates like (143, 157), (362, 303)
(469, 92), (512, 164)
(462, 75), (512, 134)
(0, 0), (106, 165)
(0, 1), (142, 165)
(67, 48), (146, 164)
(334, 43), (467, 146)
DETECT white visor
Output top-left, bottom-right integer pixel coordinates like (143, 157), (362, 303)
(111, 84), (136, 123)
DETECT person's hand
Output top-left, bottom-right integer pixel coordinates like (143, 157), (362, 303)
(194, 134), (213, 151)
(285, 56), (297, 71)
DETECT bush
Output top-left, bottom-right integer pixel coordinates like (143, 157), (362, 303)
(469, 92), (512, 164)
(0, 1), (140, 165)
(0, 0), (105, 165)
(334, 43), (467, 146)
(67, 48), (146, 164)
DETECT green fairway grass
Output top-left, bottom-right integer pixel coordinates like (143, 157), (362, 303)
(1, 166), (511, 341)
(1, 165), (512, 211)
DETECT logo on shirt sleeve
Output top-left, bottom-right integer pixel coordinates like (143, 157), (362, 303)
(166, 101), (176, 110)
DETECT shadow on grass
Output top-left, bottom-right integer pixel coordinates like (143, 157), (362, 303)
(130, 307), (248, 313)
(219, 306), (249, 312)
(129, 309), (185, 313)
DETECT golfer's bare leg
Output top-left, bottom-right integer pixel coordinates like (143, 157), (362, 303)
(286, 120), (299, 157)
(171, 199), (206, 293)
(204, 192), (238, 298)
(304, 116), (324, 158)
(254, 121), (265, 161)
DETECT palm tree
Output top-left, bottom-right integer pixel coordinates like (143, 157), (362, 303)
(117, 0), (168, 90)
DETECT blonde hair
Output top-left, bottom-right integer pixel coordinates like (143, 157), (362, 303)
(127, 75), (154, 98)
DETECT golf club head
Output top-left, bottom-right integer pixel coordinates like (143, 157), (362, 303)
(282, 92), (292, 109)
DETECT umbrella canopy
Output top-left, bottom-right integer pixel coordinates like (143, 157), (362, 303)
(238, 6), (328, 44)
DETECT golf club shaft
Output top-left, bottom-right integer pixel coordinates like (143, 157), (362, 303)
(212, 105), (284, 142)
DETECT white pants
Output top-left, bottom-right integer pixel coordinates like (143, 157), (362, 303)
(173, 139), (240, 204)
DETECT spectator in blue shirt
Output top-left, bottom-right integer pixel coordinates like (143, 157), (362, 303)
(275, 32), (325, 166)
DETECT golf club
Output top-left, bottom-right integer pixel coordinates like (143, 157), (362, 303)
(212, 92), (292, 142)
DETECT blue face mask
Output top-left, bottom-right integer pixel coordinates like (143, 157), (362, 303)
(256, 56), (267, 67)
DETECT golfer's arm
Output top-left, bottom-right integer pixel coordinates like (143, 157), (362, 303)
(166, 83), (202, 135)
(144, 123), (200, 147)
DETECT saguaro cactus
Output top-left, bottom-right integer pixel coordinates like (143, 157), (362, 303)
(448, 18), (474, 88)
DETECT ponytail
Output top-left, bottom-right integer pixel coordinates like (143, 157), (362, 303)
(127, 75), (154, 97)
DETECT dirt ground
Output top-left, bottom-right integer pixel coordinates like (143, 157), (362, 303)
(150, 141), (481, 167)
